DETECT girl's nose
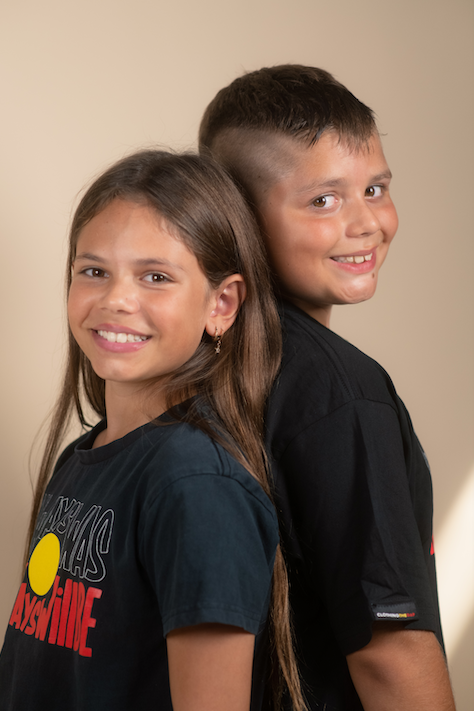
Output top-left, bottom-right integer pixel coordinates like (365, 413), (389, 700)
(100, 278), (140, 313)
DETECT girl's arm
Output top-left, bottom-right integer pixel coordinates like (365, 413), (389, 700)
(167, 623), (255, 711)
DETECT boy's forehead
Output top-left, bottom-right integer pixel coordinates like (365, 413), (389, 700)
(280, 129), (380, 165)
(272, 131), (388, 187)
(209, 127), (385, 204)
(247, 129), (384, 185)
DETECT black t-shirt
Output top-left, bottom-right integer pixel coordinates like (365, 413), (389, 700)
(265, 301), (443, 711)
(0, 417), (278, 710)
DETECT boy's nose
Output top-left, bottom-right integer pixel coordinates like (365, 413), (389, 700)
(345, 200), (381, 238)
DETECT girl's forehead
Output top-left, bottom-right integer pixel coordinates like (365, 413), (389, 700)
(74, 199), (184, 251)
(73, 200), (197, 265)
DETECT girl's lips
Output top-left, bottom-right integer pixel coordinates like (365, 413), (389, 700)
(96, 329), (149, 344)
(93, 323), (149, 337)
(91, 329), (150, 353)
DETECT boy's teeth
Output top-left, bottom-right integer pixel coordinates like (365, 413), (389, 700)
(97, 330), (148, 343)
(334, 253), (373, 264)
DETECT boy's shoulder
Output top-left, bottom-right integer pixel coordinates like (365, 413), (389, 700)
(273, 300), (398, 414)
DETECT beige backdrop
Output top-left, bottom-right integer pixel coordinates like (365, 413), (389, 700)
(1, 0), (473, 707)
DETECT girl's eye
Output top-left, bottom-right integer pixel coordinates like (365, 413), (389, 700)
(366, 185), (383, 198)
(83, 267), (106, 278)
(312, 194), (336, 209)
(143, 273), (168, 284)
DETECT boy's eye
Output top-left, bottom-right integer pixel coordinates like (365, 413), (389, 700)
(143, 273), (168, 283)
(312, 195), (336, 208)
(366, 185), (383, 198)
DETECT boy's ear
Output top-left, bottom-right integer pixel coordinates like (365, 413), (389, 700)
(205, 274), (246, 338)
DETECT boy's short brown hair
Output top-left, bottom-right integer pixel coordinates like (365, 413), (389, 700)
(199, 65), (377, 203)
(200, 64), (376, 148)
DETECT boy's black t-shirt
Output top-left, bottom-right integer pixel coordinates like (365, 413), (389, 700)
(0, 418), (278, 710)
(265, 301), (443, 710)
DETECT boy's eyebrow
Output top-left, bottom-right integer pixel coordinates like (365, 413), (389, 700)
(370, 170), (393, 182)
(297, 170), (393, 194)
(74, 252), (184, 270)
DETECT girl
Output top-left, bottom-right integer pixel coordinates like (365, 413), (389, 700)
(0, 151), (304, 710)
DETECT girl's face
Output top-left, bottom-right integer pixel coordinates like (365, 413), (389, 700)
(68, 199), (219, 402)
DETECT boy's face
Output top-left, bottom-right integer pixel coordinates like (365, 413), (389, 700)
(258, 132), (398, 326)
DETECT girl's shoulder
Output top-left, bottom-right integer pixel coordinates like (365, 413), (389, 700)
(143, 420), (274, 511)
(56, 417), (274, 517)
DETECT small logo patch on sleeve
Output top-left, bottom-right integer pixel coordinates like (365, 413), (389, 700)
(371, 601), (418, 621)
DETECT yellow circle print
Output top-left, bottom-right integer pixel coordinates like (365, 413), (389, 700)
(28, 533), (61, 596)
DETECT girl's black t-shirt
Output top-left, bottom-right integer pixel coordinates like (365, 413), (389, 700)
(0, 418), (278, 710)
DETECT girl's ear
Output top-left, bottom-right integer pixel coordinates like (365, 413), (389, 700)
(205, 274), (246, 337)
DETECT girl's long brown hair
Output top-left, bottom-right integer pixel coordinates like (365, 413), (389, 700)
(25, 150), (305, 710)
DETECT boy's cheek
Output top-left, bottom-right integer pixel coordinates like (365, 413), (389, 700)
(382, 202), (399, 243)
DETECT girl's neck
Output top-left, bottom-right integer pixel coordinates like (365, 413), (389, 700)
(93, 380), (166, 448)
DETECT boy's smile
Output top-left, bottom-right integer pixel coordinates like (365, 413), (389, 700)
(258, 132), (398, 326)
(68, 199), (217, 407)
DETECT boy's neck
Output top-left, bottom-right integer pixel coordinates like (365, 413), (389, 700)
(287, 296), (332, 329)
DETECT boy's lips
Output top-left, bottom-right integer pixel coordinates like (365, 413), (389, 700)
(331, 247), (376, 265)
(329, 248), (378, 274)
(332, 252), (373, 265)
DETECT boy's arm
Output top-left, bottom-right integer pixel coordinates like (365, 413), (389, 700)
(346, 624), (456, 710)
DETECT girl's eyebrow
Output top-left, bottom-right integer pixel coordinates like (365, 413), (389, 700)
(74, 252), (105, 262)
(74, 252), (184, 271)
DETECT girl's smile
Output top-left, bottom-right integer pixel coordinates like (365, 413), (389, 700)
(68, 198), (219, 406)
(92, 326), (150, 352)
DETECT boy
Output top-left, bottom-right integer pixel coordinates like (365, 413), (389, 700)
(199, 65), (455, 710)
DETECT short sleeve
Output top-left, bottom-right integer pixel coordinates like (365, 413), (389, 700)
(140, 472), (278, 636)
(277, 399), (438, 655)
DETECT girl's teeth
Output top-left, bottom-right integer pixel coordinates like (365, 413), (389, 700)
(334, 253), (373, 264)
(97, 330), (148, 343)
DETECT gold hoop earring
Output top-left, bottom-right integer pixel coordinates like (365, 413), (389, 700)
(214, 327), (222, 354)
